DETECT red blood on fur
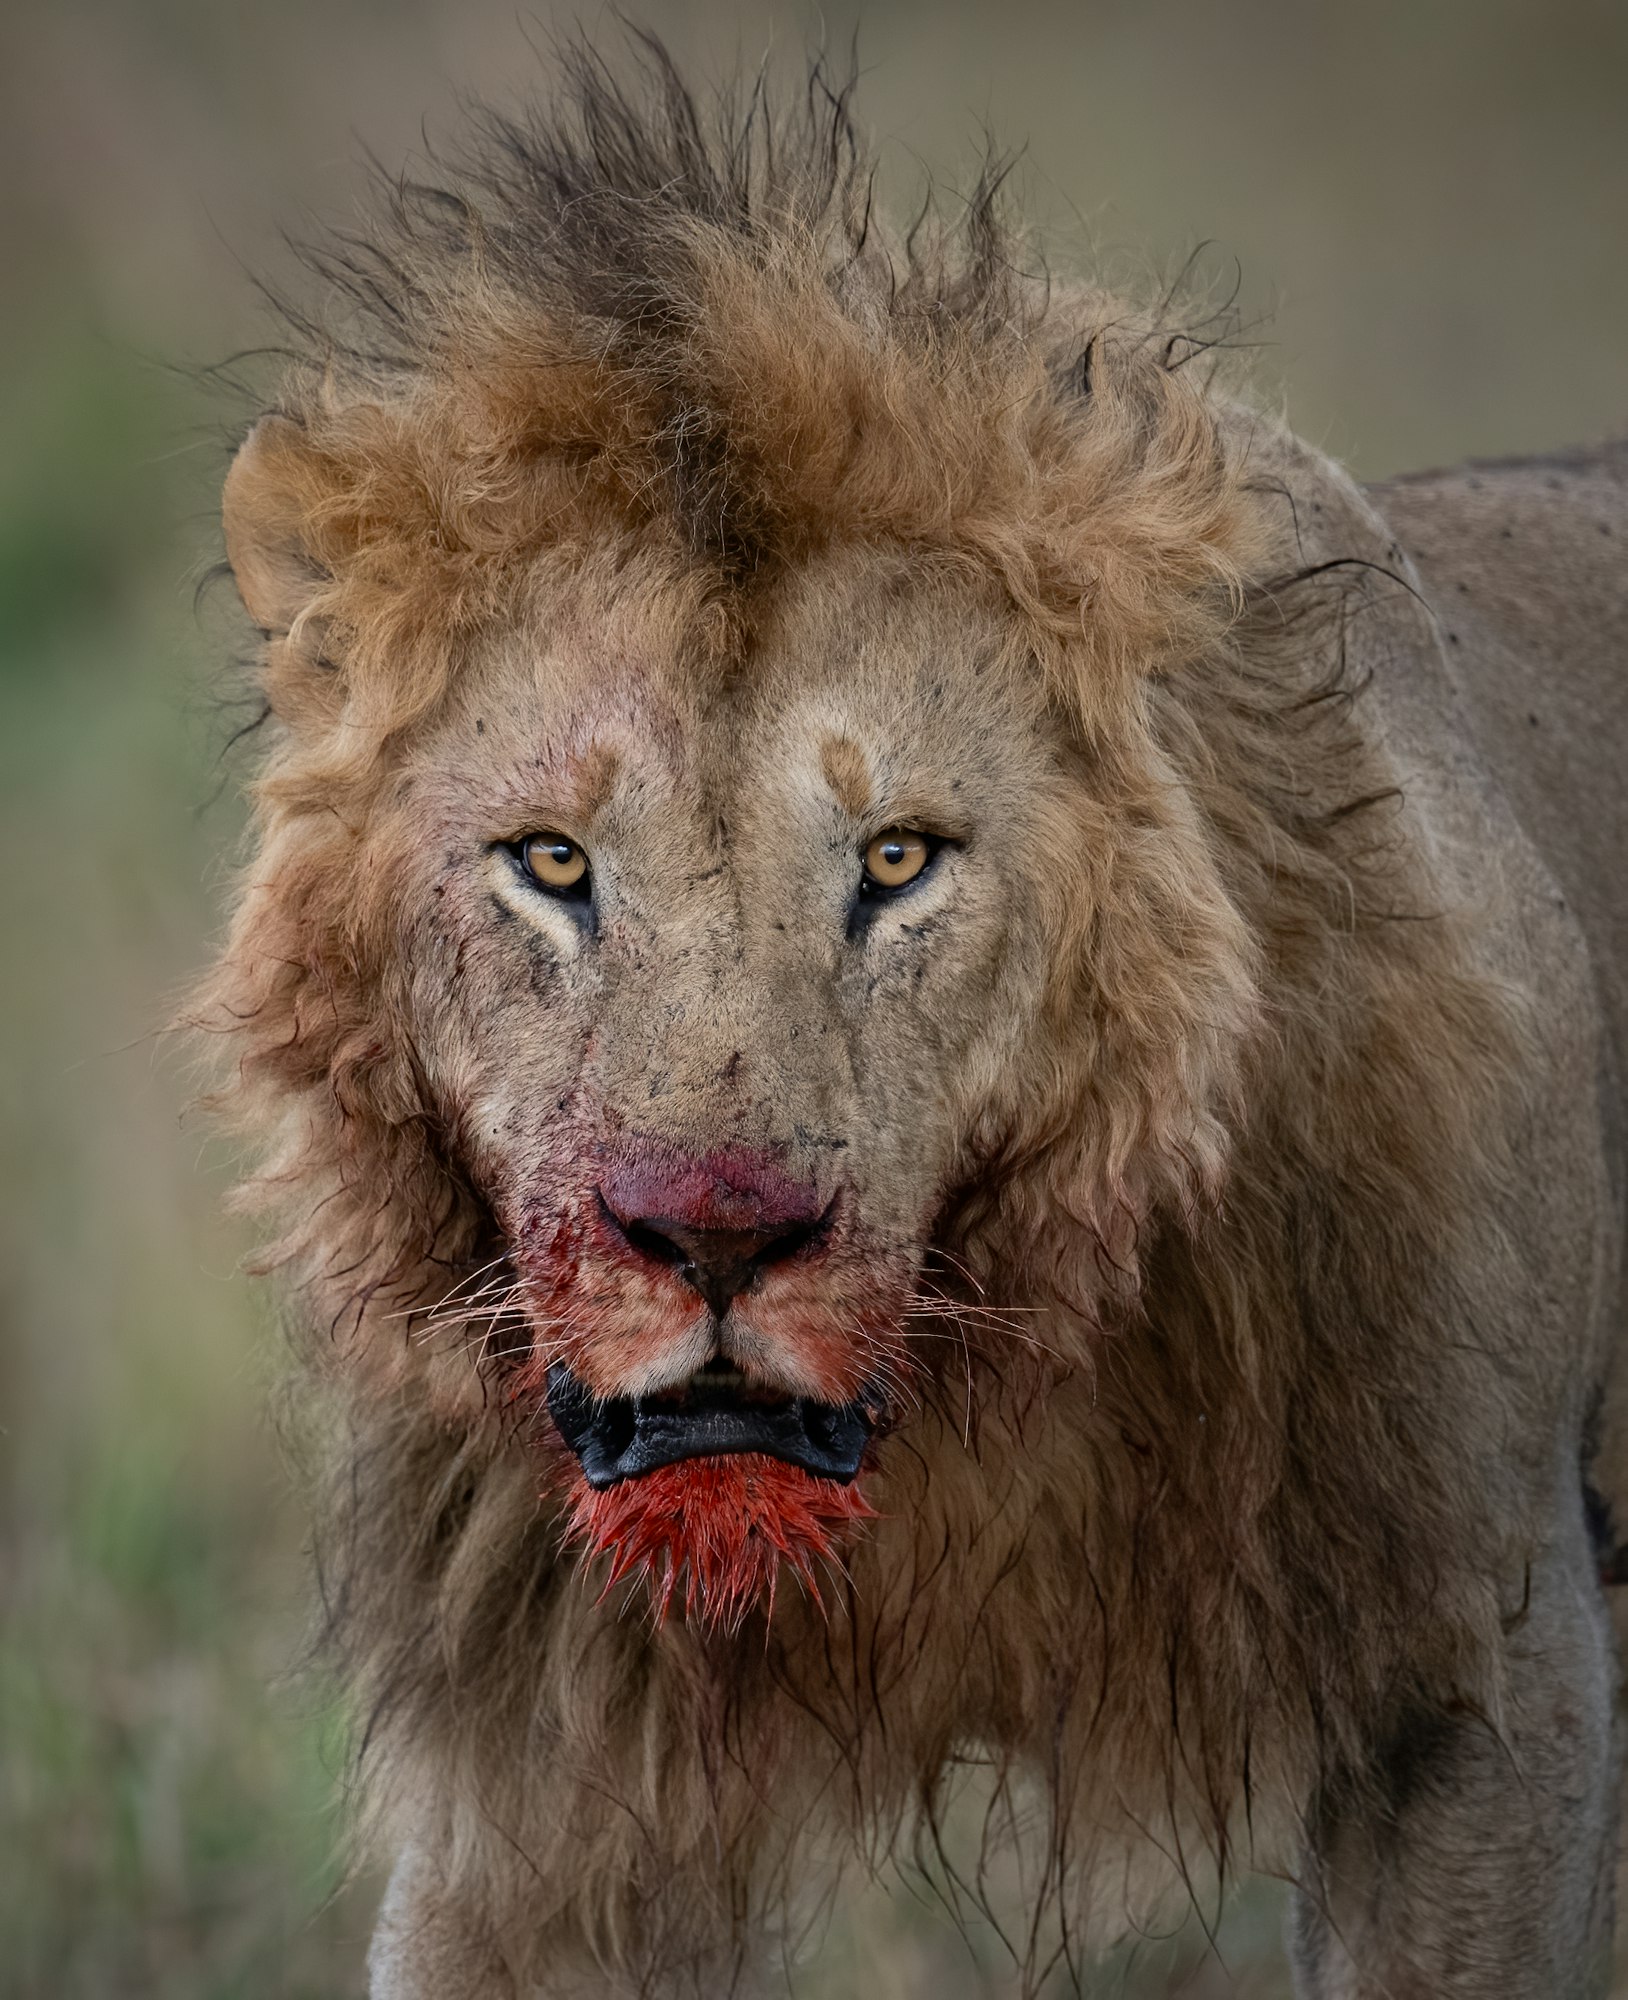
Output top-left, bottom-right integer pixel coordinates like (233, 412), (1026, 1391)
(599, 1141), (824, 1236)
(565, 1457), (875, 1632)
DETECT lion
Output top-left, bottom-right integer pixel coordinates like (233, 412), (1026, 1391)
(196, 39), (1628, 2000)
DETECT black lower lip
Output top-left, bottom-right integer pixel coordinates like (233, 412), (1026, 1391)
(544, 1363), (876, 1490)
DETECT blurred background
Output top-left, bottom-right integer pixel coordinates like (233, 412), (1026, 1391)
(1, 1), (1623, 1993)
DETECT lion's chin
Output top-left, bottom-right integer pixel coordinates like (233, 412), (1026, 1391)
(564, 1456), (875, 1633)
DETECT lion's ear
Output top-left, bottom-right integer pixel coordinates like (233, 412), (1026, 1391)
(223, 415), (330, 635)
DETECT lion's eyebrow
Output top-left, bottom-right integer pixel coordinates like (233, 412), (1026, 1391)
(818, 735), (872, 817)
(564, 739), (622, 821)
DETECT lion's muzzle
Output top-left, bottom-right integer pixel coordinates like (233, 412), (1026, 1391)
(544, 1360), (878, 1487)
(522, 1139), (905, 1623)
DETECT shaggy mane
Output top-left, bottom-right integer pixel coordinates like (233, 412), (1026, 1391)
(240, 33), (1261, 791)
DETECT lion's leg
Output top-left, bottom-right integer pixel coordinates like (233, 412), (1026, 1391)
(1286, 1519), (1619, 1999)
(368, 1846), (520, 2000)
(366, 1805), (792, 2000)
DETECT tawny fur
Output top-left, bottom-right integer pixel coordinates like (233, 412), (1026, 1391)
(195, 40), (1627, 2000)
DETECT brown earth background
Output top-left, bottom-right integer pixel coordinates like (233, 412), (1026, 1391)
(2, 1), (1625, 1993)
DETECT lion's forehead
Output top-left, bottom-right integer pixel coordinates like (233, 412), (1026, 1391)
(417, 544), (1042, 847)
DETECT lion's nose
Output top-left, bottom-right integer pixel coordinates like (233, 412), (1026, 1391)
(611, 1214), (824, 1319)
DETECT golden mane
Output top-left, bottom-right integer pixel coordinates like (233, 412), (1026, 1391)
(227, 41), (1261, 787)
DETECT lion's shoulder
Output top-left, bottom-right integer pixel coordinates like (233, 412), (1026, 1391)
(1369, 443), (1628, 1057)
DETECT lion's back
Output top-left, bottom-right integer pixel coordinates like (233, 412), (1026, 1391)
(1370, 442), (1628, 1061)
(1373, 441), (1628, 1505)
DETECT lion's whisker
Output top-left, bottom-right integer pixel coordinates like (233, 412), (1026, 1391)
(381, 1253), (512, 1322)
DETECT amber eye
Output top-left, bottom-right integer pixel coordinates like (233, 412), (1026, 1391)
(519, 832), (589, 895)
(861, 829), (932, 893)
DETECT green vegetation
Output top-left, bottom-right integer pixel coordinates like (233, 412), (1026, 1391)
(0, 331), (367, 1994)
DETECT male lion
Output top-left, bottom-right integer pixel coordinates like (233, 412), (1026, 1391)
(198, 41), (1628, 2000)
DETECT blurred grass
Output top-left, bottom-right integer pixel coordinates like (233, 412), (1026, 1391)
(0, 1), (1622, 1993)
(0, 330), (367, 1995)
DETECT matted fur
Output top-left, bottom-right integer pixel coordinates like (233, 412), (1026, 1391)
(194, 37), (1615, 1999)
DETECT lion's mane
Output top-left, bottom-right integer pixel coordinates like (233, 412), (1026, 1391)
(197, 39), (1525, 1989)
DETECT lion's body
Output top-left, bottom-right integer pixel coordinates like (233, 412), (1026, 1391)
(199, 47), (1628, 1999)
(1376, 447), (1628, 1524)
(1374, 444), (1628, 1242)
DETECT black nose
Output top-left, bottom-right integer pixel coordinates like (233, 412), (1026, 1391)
(613, 1214), (823, 1319)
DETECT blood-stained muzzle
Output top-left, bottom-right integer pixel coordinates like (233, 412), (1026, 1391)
(512, 1133), (910, 1627)
(512, 1131), (899, 1405)
(595, 1146), (835, 1322)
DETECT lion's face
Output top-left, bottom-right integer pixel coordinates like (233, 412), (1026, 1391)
(372, 540), (1069, 1612)
(216, 222), (1268, 1629)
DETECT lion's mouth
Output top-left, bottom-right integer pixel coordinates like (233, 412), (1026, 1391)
(544, 1359), (879, 1489)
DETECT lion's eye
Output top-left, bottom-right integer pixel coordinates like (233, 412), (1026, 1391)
(861, 829), (932, 893)
(519, 832), (590, 895)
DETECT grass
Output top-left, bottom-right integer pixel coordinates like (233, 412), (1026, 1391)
(0, 333), (370, 1994)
